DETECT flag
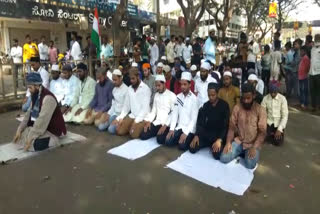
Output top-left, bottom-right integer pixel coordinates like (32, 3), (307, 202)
(91, 7), (101, 59)
(269, 2), (277, 18)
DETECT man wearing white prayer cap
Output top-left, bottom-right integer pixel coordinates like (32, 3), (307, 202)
(195, 62), (217, 107)
(190, 64), (200, 82)
(218, 71), (240, 112)
(248, 73), (264, 95)
(156, 62), (164, 75)
(49, 64), (64, 104)
(140, 74), (177, 142)
(160, 55), (167, 65)
(98, 69), (128, 133)
(164, 70), (199, 151)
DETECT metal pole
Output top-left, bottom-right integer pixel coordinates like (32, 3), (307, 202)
(0, 64), (5, 99)
(11, 61), (17, 99)
(156, 0), (160, 40)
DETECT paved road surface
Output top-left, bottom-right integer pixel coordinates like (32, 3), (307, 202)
(0, 109), (319, 214)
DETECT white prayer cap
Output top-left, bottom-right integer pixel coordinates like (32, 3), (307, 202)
(161, 56), (167, 60)
(155, 74), (166, 82)
(201, 62), (211, 71)
(223, 71), (232, 78)
(186, 37), (190, 41)
(157, 62), (164, 68)
(163, 65), (171, 73)
(190, 65), (197, 71)
(201, 59), (206, 64)
(248, 74), (258, 81)
(113, 69), (122, 76)
(51, 64), (60, 71)
(185, 59), (191, 64)
(181, 72), (192, 81)
(132, 62), (138, 67)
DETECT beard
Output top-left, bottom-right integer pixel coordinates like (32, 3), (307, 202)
(200, 74), (208, 82)
(132, 80), (140, 89)
(99, 79), (106, 87)
(241, 100), (254, 110)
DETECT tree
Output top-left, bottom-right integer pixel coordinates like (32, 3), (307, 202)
(276, 0), (303, 30)
(316, 0), (320, 7)
(177, 0), (208, 36)
(206, 0), (237, 42)
(112, 0), (130, 66)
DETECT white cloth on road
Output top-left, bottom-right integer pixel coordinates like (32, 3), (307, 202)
(107, 137), (160, 160)
(0, 132), (86, 164)
(166, 148), (257, 196)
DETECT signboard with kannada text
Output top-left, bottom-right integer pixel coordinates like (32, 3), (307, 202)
(269, 2), (277, 18)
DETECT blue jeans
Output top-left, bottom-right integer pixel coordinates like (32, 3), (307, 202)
(22, 96), (32, 112)
(299, 78), (309, 106)
(220, 142), (260, 169)
(98, 115), (117, 134)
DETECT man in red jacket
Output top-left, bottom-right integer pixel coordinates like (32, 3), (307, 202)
(13, 72), (67, 151)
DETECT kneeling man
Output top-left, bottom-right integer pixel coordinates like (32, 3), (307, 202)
(63, 63), (96, 123)
(83, 67), (114, 127)
(13, 72), (67, 151)
(140, 75), (177, 141)
(114, 68), (151, 138)
(220, 83), (267, 169)
(261, 82), (288, 146)
(164, 72), (199, 150)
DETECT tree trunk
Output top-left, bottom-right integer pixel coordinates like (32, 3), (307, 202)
(112, 0), (129, 67)
(184, 21), (195, 37)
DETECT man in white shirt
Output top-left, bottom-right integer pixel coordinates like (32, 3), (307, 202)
(10, 39), (23, 87)
(165, 72), (199, 150)
(71, 36), (83, 62)
(22, 57), (50, 112)
(114, 68), (151, 139)
(270, 40), (282, 81)
(140, 75), (177, 141)
(195, 62), (217, 107)
(156, 62), (164, 75)
(38, 36), (49, 63)
(60, 64), (80, 114)
(174, 36), (184, 60)
(182, 37), (193, 65)
(98, 69), (128, 134)
(166, 35), (176, 66)
(261, 82), (288, 146)
(149, 37), (159, 74)
(49, 64), (64, 104)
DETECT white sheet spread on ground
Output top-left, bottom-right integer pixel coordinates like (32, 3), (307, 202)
(0, 132), (86, 164)
(107, 137), (160, 160)
(166, 148), (257, 195)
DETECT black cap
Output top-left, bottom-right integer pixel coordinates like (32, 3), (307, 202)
(30, 56), (40, 63)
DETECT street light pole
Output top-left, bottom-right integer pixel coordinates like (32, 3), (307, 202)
(156, 0), (160, 40)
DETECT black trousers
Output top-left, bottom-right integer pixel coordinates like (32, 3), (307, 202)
(189, 136), (224, 160)
(140, 124), (162, 140)
(267, 124), (284, 146)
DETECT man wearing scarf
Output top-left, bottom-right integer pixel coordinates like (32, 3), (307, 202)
(83, 67), (114, 127)
(63, 63), (96, 123)
(13, 72), (67, 151)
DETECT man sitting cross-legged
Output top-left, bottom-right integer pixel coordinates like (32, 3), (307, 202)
(189, 83), (230, 159)
(13, 72), (66, 151)
(261, 81), (288, 146)
(220, 83), (267, 169)
(140, 74), (177, 141)
(98, 69), (128, 134)
(113, 68), (151, 139)
(164, 72), (199, 151)
(63, 63), (96, 124)
(83, 67), (114, 127)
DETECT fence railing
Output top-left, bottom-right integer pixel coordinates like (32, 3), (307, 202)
(0, 56), (130, 101)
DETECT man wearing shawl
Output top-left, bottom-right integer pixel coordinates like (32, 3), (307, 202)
(13, 72), (67, 151)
